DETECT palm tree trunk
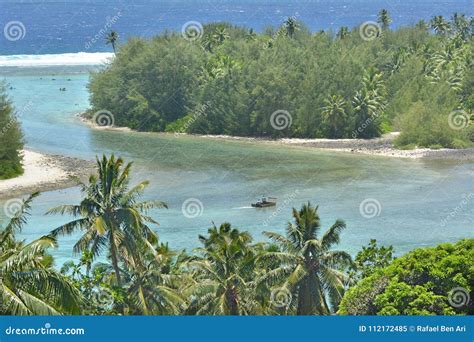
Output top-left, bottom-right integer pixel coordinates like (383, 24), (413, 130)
(109, 233), (122, 286)
(109, 233), (125, 315)
(225, 286), (239, 315)
(296, 280), (314, 315)
(297, 274), (327, 315)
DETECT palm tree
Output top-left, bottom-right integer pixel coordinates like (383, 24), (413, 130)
(201, 35), (214, 53)
(451, 13), (470, 39)
(186, 223), (259, 315)
(377, 9), (392, 30)
(212, 27), (230, 45)
(362, 66), (386, 96)
(261, 203), (353, 315)
(322, 94), (347, 138)
(386, 47), (410, 74)
(425, 41), (470, 90)
(283, 17), (300, 38)
(0, 193), (81, 315)
(245, 28), (257, 42)
(125, 242), (186, 315)
(430, 16), (450, 36)
(415, 19), (429, 31)
(47, 155), (167, 288)
(352, 68), (385, 139)
(336, 27), (350, 39)
(106, 31), (119, 53)
(203, 54), (241, 80)
(352, 89), (383, 136)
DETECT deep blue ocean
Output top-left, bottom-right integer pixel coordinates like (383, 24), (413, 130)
(1, 0), (473, 55)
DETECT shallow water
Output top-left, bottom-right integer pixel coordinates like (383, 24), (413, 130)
(0, 71), (473, 266)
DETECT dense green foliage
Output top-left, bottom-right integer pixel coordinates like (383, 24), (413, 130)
(89, 12), (473, 147)
(353, 239), (394, 279)
(1, 156), (471, 316)
(339, 239), (473, 315)
(0, 84), (23, 179)
(0, 193), (81, 315)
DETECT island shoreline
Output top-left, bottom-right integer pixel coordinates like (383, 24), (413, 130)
(0, 150), (95, 199)
(80, 115), (474, 161)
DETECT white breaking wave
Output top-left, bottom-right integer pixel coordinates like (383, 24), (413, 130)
(0, 52), (114, 67)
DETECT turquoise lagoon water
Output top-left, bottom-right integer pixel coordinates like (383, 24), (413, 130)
(0, 68), (473, 267)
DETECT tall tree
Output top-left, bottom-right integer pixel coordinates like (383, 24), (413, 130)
(322, 94), (347, 138)
(451, 13), (470, 39)
(336, 26), (350, 39)
(0, 84), (23, 179)
(283, 17), (300, 38)
(261, 203), (353, 315)
(377, 9), (392, 30)
(125, 242), (186, 315)
(245, 28), (257, 41)
(106, 31), (119, 53)
(352, 67), (386, 138)
(430, 16), (450, 36)
(212, 27), (230, 45)
(186, 223), (259, 315)
(47, 155), (167, 287)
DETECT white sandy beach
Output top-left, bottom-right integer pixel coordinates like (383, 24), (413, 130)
(180, 132), (474, 161)
(0, 150), (94, 198)
(81, 115), (474, 161)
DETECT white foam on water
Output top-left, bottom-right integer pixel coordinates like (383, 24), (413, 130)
(0, 52), (114, 67)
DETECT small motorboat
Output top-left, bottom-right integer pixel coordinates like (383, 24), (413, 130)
(251, 196), (277, 208)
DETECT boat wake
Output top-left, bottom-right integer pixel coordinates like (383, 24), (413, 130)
(233, 206), (254, 210)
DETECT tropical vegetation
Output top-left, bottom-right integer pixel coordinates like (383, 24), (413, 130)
(88, 11), (474, 148)
(0, 83), (23, 179)
(1, 155), (472, 316)
(339, 239), (473, 315)
(0, 193), (81, 315)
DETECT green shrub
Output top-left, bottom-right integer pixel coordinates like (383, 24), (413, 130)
(339, 239), (474, 315)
